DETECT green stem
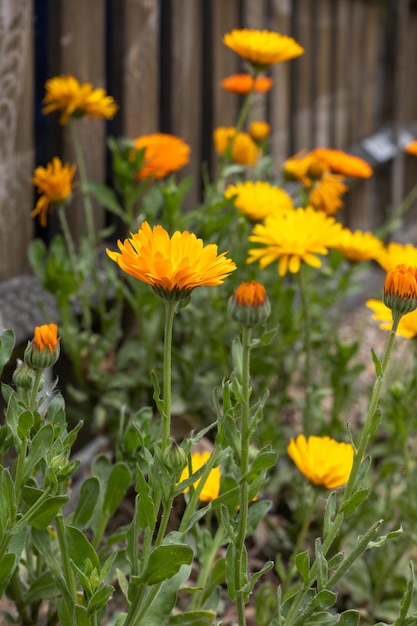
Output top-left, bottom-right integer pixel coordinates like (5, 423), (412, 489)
(235, 326), (252, 626)
(55, 513), (77, 601)
(191, 526), (225, 610)
(14, 487), (52, 530)
(297, 265), (313, 435)
(28, 367), (45, 413)
(69, 119), (96, 248)
(161, 301), (177, 451)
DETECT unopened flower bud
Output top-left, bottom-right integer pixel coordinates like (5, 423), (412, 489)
(249, 120), (271, 142)
(12, 360), (36, 390)
(383, 264), (417, 317)
(228, 281), (271, 327)
(163, 441), (187, 473)
(24, 324), (60, 370)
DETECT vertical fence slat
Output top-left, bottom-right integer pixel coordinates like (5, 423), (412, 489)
(0, 0), (33, 281)
(123, 0), (159, 137)
(170, 0), (203, 209)
(292, 0), (313, 151)
(334, 0), (350, 149)
(314, 0), (332, 147)
(60, 0), (107, 237)
(242, 0), (269, 125)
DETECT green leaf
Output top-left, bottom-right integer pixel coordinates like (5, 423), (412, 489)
(86, 181), (124, 217)
(398, 561), (415, 621)
(103, 463), (131, 516)
(150, 369), (165, 415)
(135, 466), (155, 528)
(87, 584), (115, 614)
(312, 589), (337, 610)
(371, 346), (383, 377)
(28, 495), (69, 529)
(241, 561), (274, 601)
(28, 239), (47, 280)
(295, 550), (311, 585)
(137, 564), (192, 625)
(75, 604), (90, 626)
(338, 610), (360, 626)
(315, 538), (328, 591)
(24, 424), (54, 481)
(66, 524), (100, 571)
(0, 553), (16, 596)
(25, 571), (60, 603)
(139, 544), (193, 585)
(248, 451), (277, 477)
(339, 489), (369, 516)
(168, 610), (216, 625)
(72, 477), (100, 528)
(0, 329), (15, 377)
(323, 491), (337, 539)
(247, 500), (272, 536)
(367, 525), (402, 549)
(305, 612), (337, 625)
(17, 409), (33, 439)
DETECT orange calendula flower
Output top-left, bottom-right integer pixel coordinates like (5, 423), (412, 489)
(31, 157), (77, 227)
(376, 242), (417, 273)
(106, 221), (237, 301)
(283, 151), (325, 187)
(249, 120), (271, 142)
(288, 434), (354, 489)
(220, 73), (273, 94)
(308, 173), (348, 215)
(312, 147), (373, 178)
(133, 133), (191, 179)
(224, 180), (294, 221)
(179, 451), (221, 502)
(223, 29), (304, 68)
(213, 127), (259, 165)
(25, 324), (60, 370)
(405, 140), (417, 157)
(42, 75), (118, 125)
(366, 299), (417, 338)
(334, 228), (384, 262)
(383, 264), (417, 317)
(247, 206), (343, 276)
(228, 281), (271, 326)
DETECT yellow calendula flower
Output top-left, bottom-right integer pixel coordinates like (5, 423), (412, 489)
(213, 127), (259, 165)
(288, 434), (354, 489)
(383, 264), (417, 317)
(308, 173), (348, 215)
(133, 133), (191, 179)
(283, 151), (326, 187)
(366, 299), (417, 338)
(223, 28), (304, 68)
(25, 324), (60, 370)
(247, 206), (342, 276)
(405, 140), (417, 157)
(31, 157), (77, 227)
(312, 147), (373, 178)
(249, 120), (271, 142)
(106, 221), (237, 301)
(376, 242), (417, 273)
(179, 451), (221, 502)
(334, 228), (384, 262)
(224, 180), (294, 221)
(228, 281), (271, 326)
(213, 127), (236, 154)
(42, 75), (118, 124)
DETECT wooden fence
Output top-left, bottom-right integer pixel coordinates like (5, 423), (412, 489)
(1, 0), (417, 283)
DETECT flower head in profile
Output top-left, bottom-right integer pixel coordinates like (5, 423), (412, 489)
(249, 120), (271, 142)
(220, 73), (273, 95)
(366, 299), (417, 338)
(228, 281), (271, 327)
(383, 264), (417, 317)
(25, 324), (60, 370)
(288, 434), (354, 489)
(312, 147), (373, 178)
(223, 29), (304, 69)
(224, 181), (294, 221)
(106, 221), (237, 301)
(334, 228), (384, 262)
(213, 128), (259, 166)
(179, 451), (221, 502)
(308, 173), (348, 215)
(31, 157), (77, 227)
(283, 151), (326, 187)
(405, 140), (417, 157)
(133, 133), (191, 179)
(247, 206), (342, 276)
(376, 242), (417, 273)
(42, 75), (118, 124)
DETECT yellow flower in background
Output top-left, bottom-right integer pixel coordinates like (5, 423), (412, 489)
(405, 140), (417, 157)
(42, 75), (118, 125)
(247, 206), (343, 276)
(366, 299), (417, 338)
(249, 120), (271, 142)
(223, 29), (304, 68)
(133, 133), (191, 179)
(31, 157), (77, 227)
(334, 228), (384, 262)
(288, 434), (354, 489)
(33, 324), (59, 352)
(220, 74), (273, 95)
(231, 132), (259, 165)
(179, 451), (221, 502)
(213, 127), (236, 154)
(106, 221), (237, 301)
(376, 242), (417, 272)
(308, 173), (348, 215)
(228, 281), (271, 326)
(224, 180), (294, 221)
(312, 147), (373, 178)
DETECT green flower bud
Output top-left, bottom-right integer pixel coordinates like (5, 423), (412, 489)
(228, 281), (271, 327)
